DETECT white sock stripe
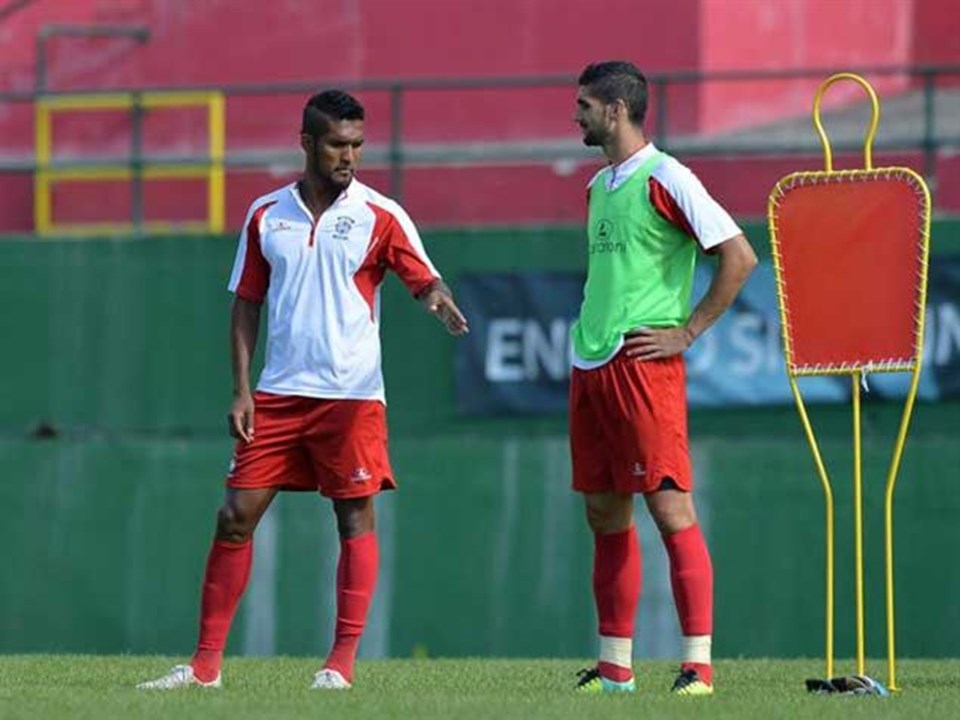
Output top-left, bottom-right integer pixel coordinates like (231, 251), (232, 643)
(682, 635), (712, 664)
(599, 635), (633, 668)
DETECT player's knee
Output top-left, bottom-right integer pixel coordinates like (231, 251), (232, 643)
(649, 504), (697, 536)
(333, 496), (375, 538)
(215, 502), (255, 543)
(584, 502), (631, 534)
(646, 484), (697, 535)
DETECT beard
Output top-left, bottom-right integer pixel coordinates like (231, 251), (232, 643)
(310, 148), (354, 191)
(327, 169), (353, 191)
(580, 125), (607, 147)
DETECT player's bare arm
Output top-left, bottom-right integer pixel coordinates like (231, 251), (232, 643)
(417, 279), (469, 336)
(229, 296), (262, 442)
(624, 233), (757, 359)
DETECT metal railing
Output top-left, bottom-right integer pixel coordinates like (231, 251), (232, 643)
(0, 64), (958, 234)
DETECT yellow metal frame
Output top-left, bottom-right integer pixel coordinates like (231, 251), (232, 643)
(34, 91), (225, 236)
(767, 73), (932, 692)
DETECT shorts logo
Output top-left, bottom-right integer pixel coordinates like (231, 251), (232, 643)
(333, 216), (356, 241)
(632, 462), (646, 477)
(350, 466), (372, 482)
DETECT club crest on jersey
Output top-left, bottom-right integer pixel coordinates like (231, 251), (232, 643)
(333, 216), (356, 241)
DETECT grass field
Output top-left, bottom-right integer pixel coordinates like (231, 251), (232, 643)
(1, 656), (958, 719)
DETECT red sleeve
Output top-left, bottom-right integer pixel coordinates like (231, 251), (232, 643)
(367, 202), (437, 296)
(234, 201), (275, 303)
(648, 177), (697, 240)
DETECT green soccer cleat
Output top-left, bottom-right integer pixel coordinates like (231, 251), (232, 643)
(670, 668), (713, 696)
(575, 667), (636, 694)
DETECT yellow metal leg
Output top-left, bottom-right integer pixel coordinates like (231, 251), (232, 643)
(853, 372), (865, 677)
(884, 467), (897, 692)
(789, 376), (834, 680)
(884, 366), (922, 692)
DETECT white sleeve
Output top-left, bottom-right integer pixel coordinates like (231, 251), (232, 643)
(227, 203), (257, 292)
(652, 158), (742, 251)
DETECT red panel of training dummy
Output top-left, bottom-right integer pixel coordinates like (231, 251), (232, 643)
(773, 174), (925, 370)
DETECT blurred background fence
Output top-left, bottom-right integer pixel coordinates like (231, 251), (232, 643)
(1, 64), (960, 234)
(1, 0), (958, 665)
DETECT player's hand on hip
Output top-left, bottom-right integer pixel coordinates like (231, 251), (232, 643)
(423, 288), (469, 336)
(623, 327), (694, 360)
(228, 392), (255, 443)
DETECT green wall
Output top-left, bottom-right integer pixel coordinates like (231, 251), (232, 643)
(1, 221), (958, 662)
(2, 426), (957, 660)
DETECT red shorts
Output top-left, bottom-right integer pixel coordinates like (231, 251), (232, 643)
(226, 392), (396, 499)
(569, 353), (692, 495)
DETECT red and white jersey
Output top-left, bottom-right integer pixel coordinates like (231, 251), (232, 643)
(228, 179), (439, 403)
(587, 142), (741, 251)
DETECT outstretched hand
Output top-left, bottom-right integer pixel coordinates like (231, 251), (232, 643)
(421, 285), (469, 336)
(623, 327), (694, 360)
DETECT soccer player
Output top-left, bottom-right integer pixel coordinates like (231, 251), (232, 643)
(138, 90), (468, 691)
(569, 61), (757, 696)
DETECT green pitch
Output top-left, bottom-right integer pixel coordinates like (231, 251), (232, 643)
(1, 656), (958, 720)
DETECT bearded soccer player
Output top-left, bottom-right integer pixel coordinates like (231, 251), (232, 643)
(138, 90), (468, 691)
(569, 61), (757, 696)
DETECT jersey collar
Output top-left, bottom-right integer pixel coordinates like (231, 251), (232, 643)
(288, 180), (356, 222)
(607, 143), (658, 191)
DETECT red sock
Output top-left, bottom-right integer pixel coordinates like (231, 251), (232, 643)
(192, 539), (253, 682)
(593, 527), (640, 680)
(324, 532), (379, 683)
(664, 524), (713, 684)
(663, 524), (713, 635)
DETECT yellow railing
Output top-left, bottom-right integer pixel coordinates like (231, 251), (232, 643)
(34, 90), (225, 236)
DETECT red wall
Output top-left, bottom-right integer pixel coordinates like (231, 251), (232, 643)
(913, 0), (960, 66)
(699, 0), (914, 135)
(0, 0), (703, 231)
(4, 0), (701, 147)
(0, 0), (956, 233)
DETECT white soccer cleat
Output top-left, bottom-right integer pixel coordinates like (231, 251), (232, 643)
(310, 668), (351, 690)
(136, 664), (222, 690)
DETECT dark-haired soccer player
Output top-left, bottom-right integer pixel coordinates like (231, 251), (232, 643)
(569, 61), (757, 696)
(138, 90), (467, 691)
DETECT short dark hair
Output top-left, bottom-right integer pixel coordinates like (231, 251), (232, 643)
(578, 61), (648, 125)
(302, 90), (365, 137)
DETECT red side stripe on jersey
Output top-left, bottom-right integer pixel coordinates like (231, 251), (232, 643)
(648, 177), (697, 241)
(235, 201), (276, 303)
(354, 206), (391, 320)
(366, 201), (436, 297)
